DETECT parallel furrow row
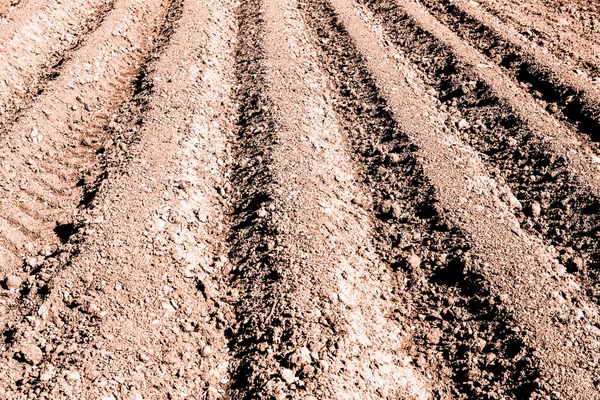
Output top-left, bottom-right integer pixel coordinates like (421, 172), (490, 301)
(228, 0), (426, 397)
(415, 0), (600, 142)
(534, 0), (600, 43)
(0, 0), (169, 278)
(0, 0), (114, 127)
(365, 0), (600, 323)
(1, 0), (600, 398)
(304, 0), (600, 397)
(0, 0), (237, 398)
(473, 0), (600, 80)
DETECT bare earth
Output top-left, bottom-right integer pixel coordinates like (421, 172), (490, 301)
(0, 0), (600, 398)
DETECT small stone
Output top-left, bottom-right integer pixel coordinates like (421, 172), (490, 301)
(508, 194), (521, 210)
(458, 119), (469, 129)
(280, 368), (296, 384)
(162, 301), (176, 313)
(289, 347), (311, 366)
(407, 254), (421, 269)
(38, 304), (50, 321)
(40, 371), (53, 381)
(202, 345), (212, 356)
(21, 343), (43, 365)
(164, 351), (179, 364)
(567, 257), (585, 272)
(530, 201), (541, 217)
(426, 328), (443, 345)
(473, 338), (487, 352)
(390, 203), (403, 219)
(5, 275), (21, 290)
(388, 153), (401, 165)
(380, 200), (393, 215)
(206, 387), (221, 400)
(66, 371), (81, 381)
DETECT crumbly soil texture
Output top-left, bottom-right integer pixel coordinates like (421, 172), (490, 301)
(1, 0), (600, 399)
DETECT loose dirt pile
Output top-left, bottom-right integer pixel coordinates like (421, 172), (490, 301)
(1, 0), (600, 398)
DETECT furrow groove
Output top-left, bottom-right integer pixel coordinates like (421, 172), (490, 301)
(303, 0), (600, 397)
(416, 0), (600, 142)
(1, 0), (599, 398)
(0, 0), (238, 397)
(473, 0), (600, 80)
(228, 0), (427, 397)
(0, 0), (169, 277)
(364, 0), (600, 338)
(0, 0), (114, 127)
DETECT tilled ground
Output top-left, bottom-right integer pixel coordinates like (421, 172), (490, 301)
(1, 0), (600, 398)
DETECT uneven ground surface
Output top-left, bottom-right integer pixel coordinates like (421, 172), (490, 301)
(1, 0), (600, 398)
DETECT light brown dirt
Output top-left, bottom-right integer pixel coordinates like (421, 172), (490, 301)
(2, 0), (600, 398)
(0, 0), (168, 276)
(0, 0), (113, 127)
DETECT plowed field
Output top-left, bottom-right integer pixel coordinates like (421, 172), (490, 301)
(1, 0), (600, 398)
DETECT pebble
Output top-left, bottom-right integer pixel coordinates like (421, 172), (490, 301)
(66, 371), (81, 381)
(5, 275), (21, 290)
(567, 256), (584, 272)
(508, 194), (521, 210)
(21, 343), (43, 365)
(407, 254), (421, 269)
(530, 201), (541, 217)
(380, 199), (393, 215)
(162, 301), (176, 313)
(458, 119), (469, 129)
(390, 203), (403, 219)
(280, 368), (296, 384)
(40, 368), (55, 381)
(380, 200), (402, 219)
(289, 346), (311, 366)
(473, 338), (487, 353)
(388, 153), (401, 165)
(202, 345), (212, 356)
(426, 328), (442, 345)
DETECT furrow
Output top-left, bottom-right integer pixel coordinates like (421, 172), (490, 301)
(0, 0), (169, 278)
(228, 0), (428, 398)
(0, 0), (238, 397)
(0, 0), (113, 127)
(365, 0), (600, 330)
(473, 0), (600, 80)
(305, 0), (600, 397)
(415, 0), (600, 142)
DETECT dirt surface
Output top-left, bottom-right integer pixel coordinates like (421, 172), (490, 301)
(1, 0), (600, 398)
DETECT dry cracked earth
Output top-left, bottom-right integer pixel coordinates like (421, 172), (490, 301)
(0, 0), (600, 398)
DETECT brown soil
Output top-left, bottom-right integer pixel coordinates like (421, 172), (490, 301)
(1, 0), (600, 398)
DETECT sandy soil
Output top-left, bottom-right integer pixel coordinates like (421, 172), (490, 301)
(1, 0), (600, 398)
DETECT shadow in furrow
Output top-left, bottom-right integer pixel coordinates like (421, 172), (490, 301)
(227, 0), (281, 396)
(363, 0), (600, 307)
(299, 0), (544, 398)
(417, 0), (600, 142)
